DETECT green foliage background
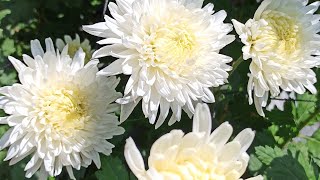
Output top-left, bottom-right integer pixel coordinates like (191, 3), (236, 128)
(0, 0), (320, 179)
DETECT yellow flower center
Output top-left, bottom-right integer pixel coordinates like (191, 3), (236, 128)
(153, 25), (196, 63)
(143, 17), (199, 75)
(36, 87), (89, 136)
(260, 10), (301, 57)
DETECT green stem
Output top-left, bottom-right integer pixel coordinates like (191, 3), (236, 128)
(297, 109), (320, 133)
(300, 135), (314, 141)
(229, 56), (244, 77)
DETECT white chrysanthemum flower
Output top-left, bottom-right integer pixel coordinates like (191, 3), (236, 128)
(56, 34), (93, 63)
(125, 103), (263, 180)
(266, 91), (295, 111)
(232, 0), (320, 116)
(83, 0), (235, 128)
(0, 38), (125, 179)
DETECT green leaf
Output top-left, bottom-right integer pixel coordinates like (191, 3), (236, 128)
(0, 125), (9, 137)
(266, 102), (297, 146)
(265, 93), (319, 148)
(255, 146), (284, 165)
(313, 157), (320, 167)
(95, 156), (129, 180)
(307, 129), (320, 158)
(0, 71), (17, 86)
(288, 143), (319, 180)
(265, 154), (309, 180)
(292, 93), (319, 127)
(252, 130), (277, 149)
(0, 9), (11, 21)
(252, 145), (319, 180)
(1, 38), (16, 56)
(0, 110), (5, 118)
(248, 154), (263, 173)
(0, 29), (3, 38)
(0, 150), (6, 162)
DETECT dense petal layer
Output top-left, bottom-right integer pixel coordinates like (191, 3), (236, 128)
(125, 104), (260, 180)
(233, 0), (320, 116)
(0, 38), (124, 179)
(84, 0), (235, 127)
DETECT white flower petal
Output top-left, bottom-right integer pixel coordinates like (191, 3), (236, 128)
(124, 137), (146, 178)
(232, 19), (246, 35)
(0, 128), (13, 150)
(192, 103), (212, 137)
(218, 141), (241, 162)
(155, 98), (170, 129)
(45, 38), (55, 53)
(82, 22), (111, 38)
(209, 122), (233, 147)
(98, 59), (124, 76)
(30, 39), (44, 57)
(9, 146), (34, 166)
(119, 97), (142, 123)
(8, 56), (27, 74)
(0, 116), (8, 124)
(233, 128), (255, 154)
(71, 48), (85, 72)
(25, 158), (42, 178)
(55, 39), (65, 51)
(66, 166), (76, 180)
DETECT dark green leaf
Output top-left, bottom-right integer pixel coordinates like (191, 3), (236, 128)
(95, 156), (129, 180)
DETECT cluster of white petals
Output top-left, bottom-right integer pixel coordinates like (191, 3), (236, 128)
(84, 0), (235, 128)
(232, 0), (320, 116)
(125, 103), (263, 180)
(2, 0), (318, 178)
(56, 34), (93, 63)
(0, 38), (124, 179)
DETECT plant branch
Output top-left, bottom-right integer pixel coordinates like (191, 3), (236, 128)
(229, 56), (244, 77)
(269, 98), (316, 103)
(102, 0), (109, 18)
(221, 90), (317, 103)
(296, 109), (320, 134)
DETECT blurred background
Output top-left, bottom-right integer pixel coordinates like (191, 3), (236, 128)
(0, 0), (320, 179)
